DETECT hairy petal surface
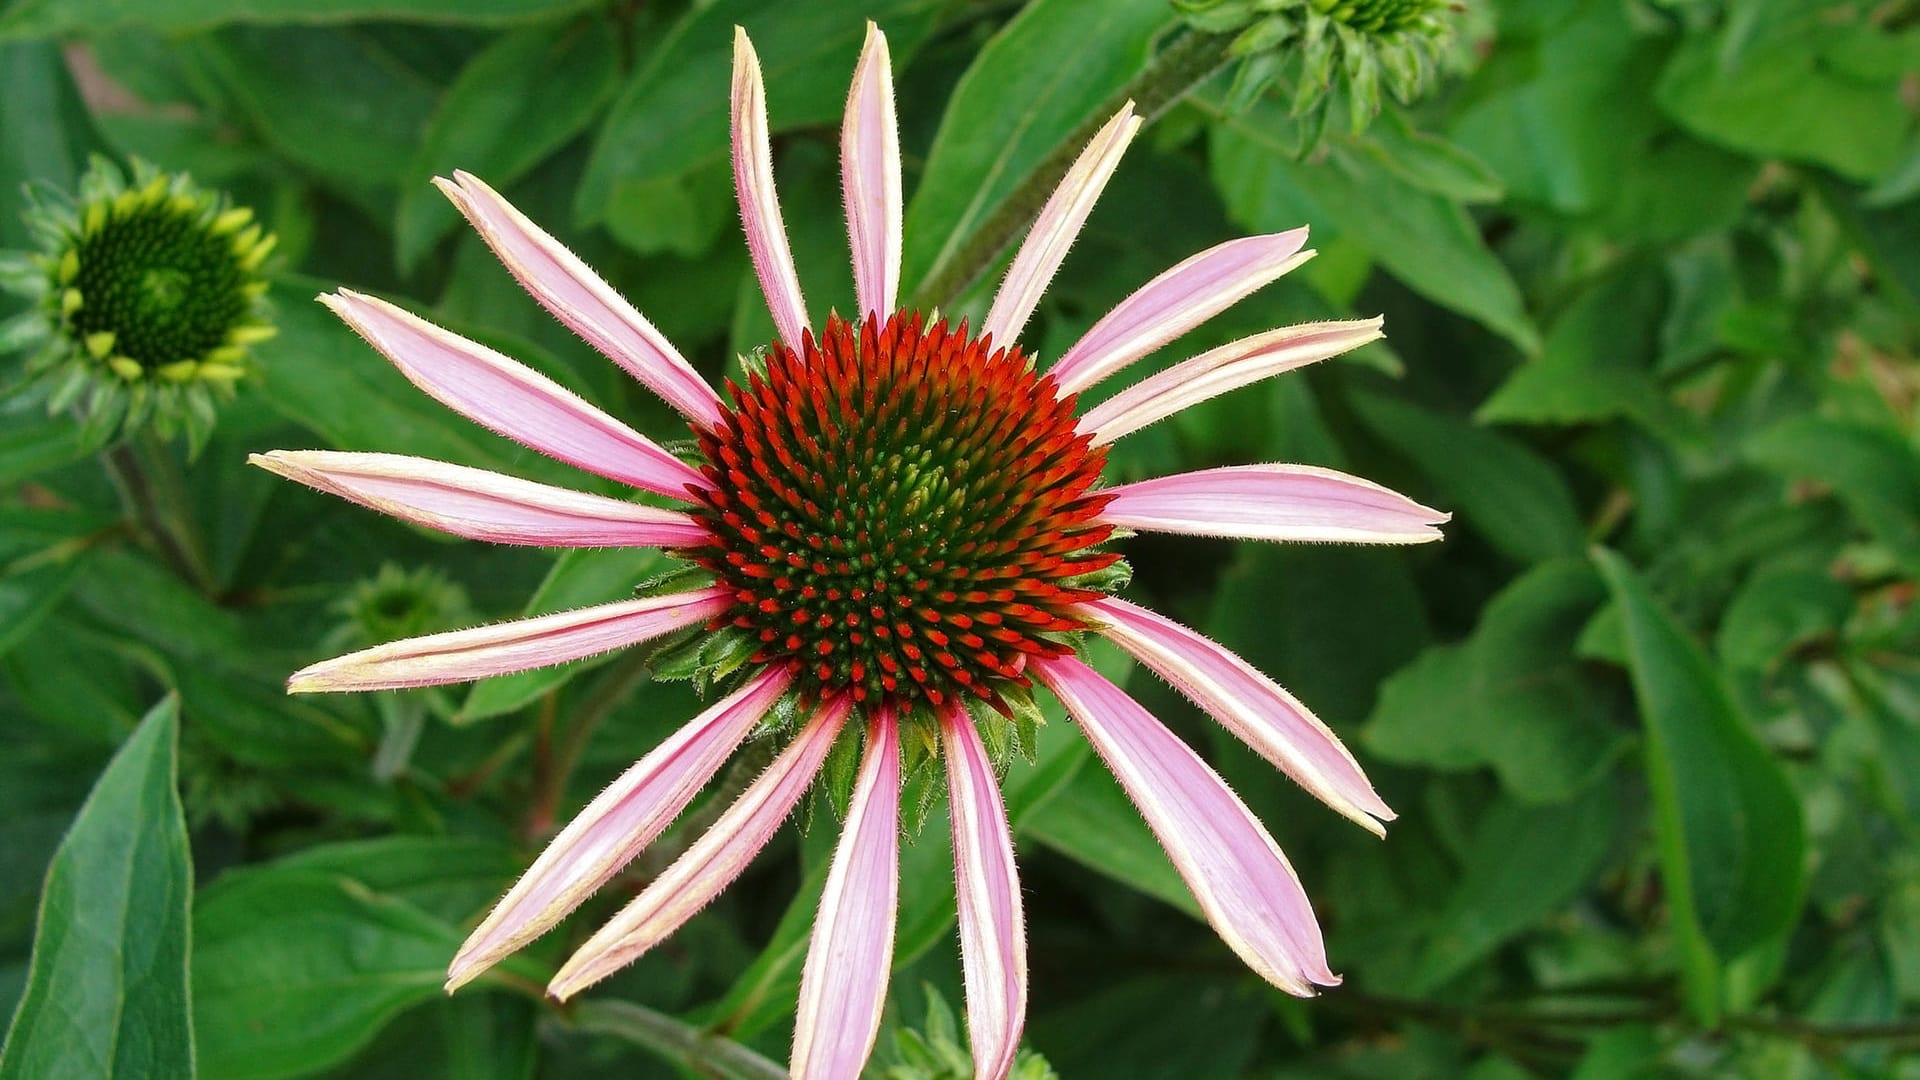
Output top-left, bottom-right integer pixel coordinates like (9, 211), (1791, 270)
(941, 706), (1026, 1080)
(320, 290), (704, 500)
(288, 587), (731, 693)
(732, 28), (811, 350)
(1082, 597), (1393, 835)
(1078, 319), (1384, 445)
(548, 696), (854, 1000)
(841, 21), (902, 321)
(1035, 656), (1338, 996)
(435, 171), (724, 428)
(792, 711), (902, 1080)
(250, 450), (708, 548)
(446, 669), (791, 990)
(981, 104), (1140, 346)
(1099, 464), (1448, 544)
(1049, 231), (1313, 395)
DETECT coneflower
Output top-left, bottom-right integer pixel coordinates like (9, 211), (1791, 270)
(255, 23), (1445, 1080)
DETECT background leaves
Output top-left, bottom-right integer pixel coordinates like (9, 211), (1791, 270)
(4, 0), (1919, 1076)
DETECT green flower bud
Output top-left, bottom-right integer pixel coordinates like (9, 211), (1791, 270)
(3, 157), (278, 450)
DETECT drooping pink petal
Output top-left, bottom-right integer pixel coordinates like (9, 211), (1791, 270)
(548, 695), (854, 1000)
(732, 27), (811, 350)
(287, 586), (730, 693)
(981, 104), (1140, 347)
(940, 706), (1026, 1080)
(434, 171), (724, 429)
(446, 668), (791, 991)
(1048, 231), (1314, 396)
(1080, 597), (1393, 836)
(1077, 319), (1384, 445)
(792, 710), (902, 1080)
(841, 21), (902, 322)
(1033, 656), (1338, 996)
(249, 450), (709, 548)
(320, 290), (704, 501)
(1100, 464), (1447, 545)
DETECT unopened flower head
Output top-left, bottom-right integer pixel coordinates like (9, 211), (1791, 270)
(256, 23), (1445, 1080)
(3, 157), (276, 448)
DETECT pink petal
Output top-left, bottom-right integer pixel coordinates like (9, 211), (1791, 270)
(287, 586), (730, 693)
(249, 450), (708, 548)
(841, 21), (902, 322)
(982, 104), (1140, 347)
(320, 290), (705, 501)
(434, 171), (724, 429)
(940, 706), (1026, 1080)
(1033, 656), (1338, 996)
(792, 710), (902, 1080)
(1100, 464), (1448, 545)
(1077, 319), (1384, 445)
(548, 695), (854, 1000)
(1048, 231), (1315, 396)
(1081, 597), (1394, 836)
(446, 668), (791, 991)
(732, 27), (812, 350)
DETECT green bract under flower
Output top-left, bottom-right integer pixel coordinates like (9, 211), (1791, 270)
(2, 157), (277, 449)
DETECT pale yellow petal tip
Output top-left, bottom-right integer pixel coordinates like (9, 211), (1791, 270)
(429, 175), (465, 203)
(443, 957), (486, 995)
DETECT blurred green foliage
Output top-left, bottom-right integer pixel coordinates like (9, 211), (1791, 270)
(3, 0), (1919, 1077)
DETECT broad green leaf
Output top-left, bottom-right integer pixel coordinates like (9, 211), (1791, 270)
(263, 836), (523, 924)
(0, 0), (595, 39)
(1412, 783), (1617, 992)
(1030, 975), (1266, 1080)
(1746, 417), (1920, 574)
(1348, 388), (1586, 565)
(1715, 565), (1852, 672)
(193, 866), (515, 1080)
(1211, 101), (1540, 354)
(900, 0), (1176, 296)
(1359, 109), (1504, 205)
(183, 27), (439, 214)
(1024, 761), (1197, 919)
(1656, 2), (1912, 183)
(0, 409), (92, 489)
(575, 0), (944, 232)
(1366, 560), (1629, 804)
(1479, 263), (1686, 433)
(456, 545), (673, 723)
(1594, 548), (1807, 1023)
(1446, 0), (1659, 215)
(396, 21), (619, 271)
(0, 40), (95, 246)
(0, 697), (192, 1080)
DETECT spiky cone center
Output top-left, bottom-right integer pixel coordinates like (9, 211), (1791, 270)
(685, 311), (1119, 716)
(55, 181), (267, 380)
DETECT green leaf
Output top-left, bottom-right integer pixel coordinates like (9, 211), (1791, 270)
(1594, 548), (1807, 1023)
(0, 0), (595, 39)
(0, 410), (92, 489)
(1715, 565), (1852, 672)
(900, 0), (1177, 295)
(0, 697), (192, 1080)
(396, 21), (619, 271)
(456, 546), (673, 723)
(1211, 102), (1540, 354)
(575, 0), (944, 233)
(184, 27), (439, 213)
(1655, 2), (1913, 183)
(1365, 560), (1629, 804)
(1412, 782), (1618, 992)
(261, 836), (523, 925)
(1478, 263), (1685, 433)
(1746, 417), (1920, 574)
(0, 547), (89, 663)
(1023, 761), (1198, 918)
(1359, 109), (1504, 205)
(192, 867), (493, 1080)
(0, 40), (96, 247)
(1348, 388), (1587, 565)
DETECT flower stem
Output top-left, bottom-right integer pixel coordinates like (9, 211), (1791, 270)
(99, 438), (216, 593)
(909, 26), (1236, 312)
(567, 999), (788, 1080)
